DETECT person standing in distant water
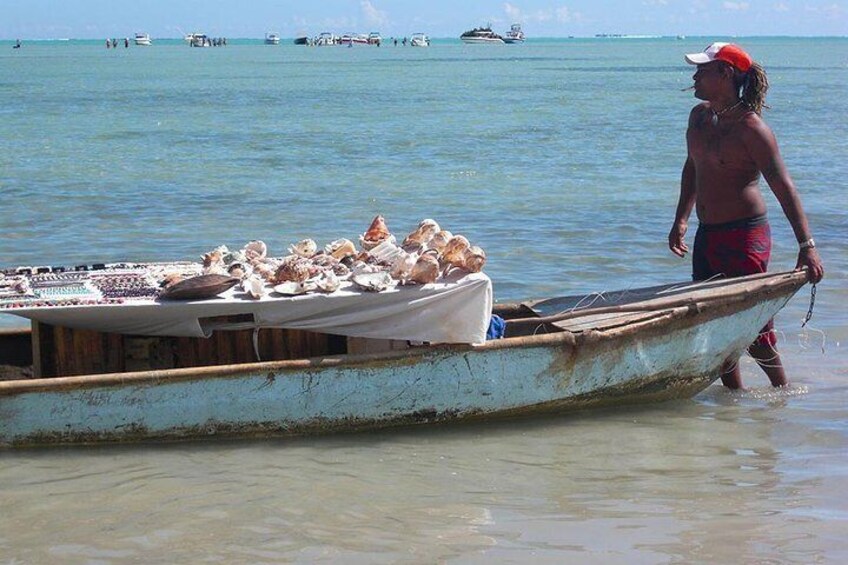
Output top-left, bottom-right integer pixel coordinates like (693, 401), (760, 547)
(13, 39), (21, 49)
(669, 42), (824, 390)
(124, 37), (129, 48)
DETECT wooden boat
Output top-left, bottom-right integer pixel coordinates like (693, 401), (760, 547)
(0, 270), (808, 447)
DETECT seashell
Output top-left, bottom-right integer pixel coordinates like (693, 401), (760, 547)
(288, 238), (317, 258)
(202, 249), (224, 268)
(252, 262), (276, 282)
(243, 240), (268, 262)
(332, 262), (351, 278)
(351, 271), (396, 292)
(159, 274), (239, 300)
(429, 230), (453, 253)
(369, 239), (404, 266)
(441, 235), (470, 267)
(242, 275), (266, 299)
(203, 262), (228, 276)
(409, 252), (440, 284)
(324, 238), (356, 260)
(360, 215), (393, 250)
(314, 270), (341, 293)
(227, 262), (251, 279)
(160, 273), (184, 288)
(403, 219), (440, 247)
(462, 246), (487, 273)
(351, 261), (382, 275)
(273, 280), (315, 296)
(274, 258), (312, 283)
(401, 240), (425, 255)
(223, 249), (247, 264)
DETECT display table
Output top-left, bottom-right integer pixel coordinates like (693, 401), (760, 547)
(8, 271), (492, 344)
(3, 270), (492, 378)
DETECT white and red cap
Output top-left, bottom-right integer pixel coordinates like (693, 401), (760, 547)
(685, 42), (753, 72)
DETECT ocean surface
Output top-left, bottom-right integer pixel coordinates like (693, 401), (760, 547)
(1, 37), (846, 563)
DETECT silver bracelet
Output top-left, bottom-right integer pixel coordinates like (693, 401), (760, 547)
(799, 238), (816, 250)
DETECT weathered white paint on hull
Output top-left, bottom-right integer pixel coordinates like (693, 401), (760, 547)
(0, 292), (792, 447)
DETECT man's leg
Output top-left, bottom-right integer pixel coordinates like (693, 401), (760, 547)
(748, 338), (788, 387)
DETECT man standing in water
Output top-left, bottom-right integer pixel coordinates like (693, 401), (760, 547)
(668, 42), (824, 389)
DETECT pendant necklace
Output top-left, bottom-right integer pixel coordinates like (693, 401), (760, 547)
(711, 100), (743, 126)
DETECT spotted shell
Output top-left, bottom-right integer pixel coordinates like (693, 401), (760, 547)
(288, 238), (317, 258)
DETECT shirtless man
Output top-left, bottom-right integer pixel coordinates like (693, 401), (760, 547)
(668, 42), (824, 389)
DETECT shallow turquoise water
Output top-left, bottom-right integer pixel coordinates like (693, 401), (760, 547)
(1, 38), (846, 563)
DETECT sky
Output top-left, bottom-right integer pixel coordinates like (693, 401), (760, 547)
(2, 0), (845, 39)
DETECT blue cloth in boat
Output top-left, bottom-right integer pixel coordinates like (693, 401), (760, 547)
(486, 314), (505, 340)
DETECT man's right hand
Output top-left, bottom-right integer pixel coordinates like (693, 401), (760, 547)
(668, 221), (689, 258)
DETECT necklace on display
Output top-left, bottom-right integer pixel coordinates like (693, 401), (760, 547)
(711, 100), (743, 126)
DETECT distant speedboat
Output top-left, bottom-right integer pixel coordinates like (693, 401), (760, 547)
(460, 26), (504, 44)
(368, 32), (382, 46)
(264, 33), (280, 45)
(134, 33), (152, 46)
(410, 33), (430, 47)
(502, 24), (525, 44)
(294, 36), (309, 45)
(314, 32), (338, 46)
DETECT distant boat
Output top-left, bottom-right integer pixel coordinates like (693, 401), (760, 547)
(502, 24), (525, 44)
(314, 32), (338, 46)
(294, 36), (309, 45)
(186, 33), (210, 47)
(134, 33), (152, 46)
(460, 26), (504, 44)
(368, 32), (382, 46)
(264, 33), (280, 45)
(410, 33), (430, 47)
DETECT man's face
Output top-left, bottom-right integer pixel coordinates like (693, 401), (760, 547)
(692, 61), (728, 100)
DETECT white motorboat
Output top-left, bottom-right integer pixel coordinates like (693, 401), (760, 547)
(460, 26), (504, 44)
(503, 24), (525, 44)
(314, 32), (338, 46)
(264, 33), (280, 45)
(133, 33), (152, 46)
(184, 33), (209, 47)
(410, 33), (430, 47)
(368, 32), (382, 46)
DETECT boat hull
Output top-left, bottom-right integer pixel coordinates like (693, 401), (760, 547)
(461, 37), (505, 44)
(0, 274), (803, 447)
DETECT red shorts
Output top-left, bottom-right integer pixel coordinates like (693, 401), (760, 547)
(693, 215), (776, 348)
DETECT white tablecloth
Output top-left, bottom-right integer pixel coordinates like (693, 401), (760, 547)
(9, 272), (493, 344)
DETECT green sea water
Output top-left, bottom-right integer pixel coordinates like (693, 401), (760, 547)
(1, 37), (847, 563)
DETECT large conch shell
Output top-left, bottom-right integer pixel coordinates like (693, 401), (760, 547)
(288, 238), (317, 258)
(324, 238), (356, 260)
(368, 239), (404, 266)
(462, 246), (486, 273)
(390, 251), (418, 283)
(409, 253), (439, 284)
(360, 215), (393, 250)
(409, 252), (440, 284)
(429, 230), (453, 254)
(441, 235), (470, 266)
(403, 219), (440, 247)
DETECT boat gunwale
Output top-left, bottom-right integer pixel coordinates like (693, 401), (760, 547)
(0, 270), (807, 395)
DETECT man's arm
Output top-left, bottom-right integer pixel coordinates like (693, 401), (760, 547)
(669, 155), (696, 257)
(742, 116), (824, 283)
